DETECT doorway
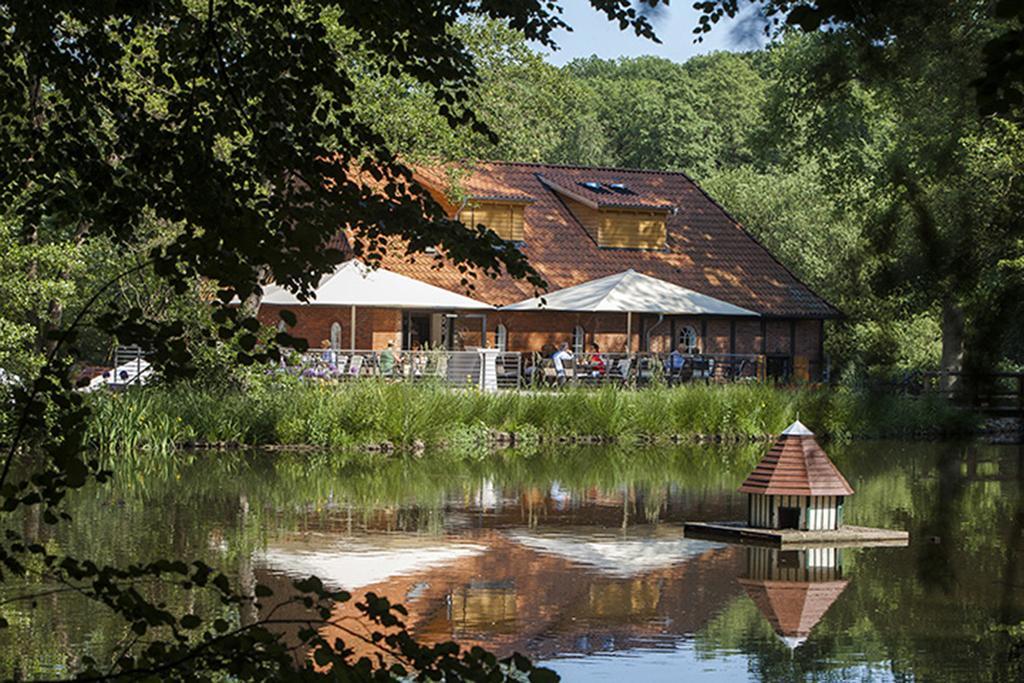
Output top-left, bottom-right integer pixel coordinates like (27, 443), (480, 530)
(403, 312), (432, 350)
(778, 506), (801, 530)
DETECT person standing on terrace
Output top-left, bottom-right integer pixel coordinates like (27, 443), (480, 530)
(379, 340), (400, 378)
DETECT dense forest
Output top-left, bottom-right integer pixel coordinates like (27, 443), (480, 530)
(3, 13), (1023, 383)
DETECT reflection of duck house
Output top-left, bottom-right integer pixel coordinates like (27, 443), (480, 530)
(684, 421), (908, 547)
(739, 547), (848, 650)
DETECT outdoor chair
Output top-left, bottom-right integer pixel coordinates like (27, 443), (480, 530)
(610, 358), (632, 384)
(347, 354), (365, 378)
(557, 358), (576, 387)
(667, 358), (693, 385)
(333, 355), (350, 377)
(543, 362), (557, 386)
(726, 359), (749, 381)
(495, 355), (520, 388)
(411, 353), (429, 380)
(693, 357), (715, 381)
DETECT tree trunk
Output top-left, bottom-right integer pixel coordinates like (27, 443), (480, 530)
(940, 300), (965, 394)
(240, 264), (271, 318)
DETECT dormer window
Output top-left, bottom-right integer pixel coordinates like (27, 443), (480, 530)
(540, 175), (671, 251)
(459, 200), (526, 242)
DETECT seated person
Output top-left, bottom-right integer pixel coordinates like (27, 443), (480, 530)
(588, 342), (605, 378)
(666, 343), (692, 382)
(552, 341), (574, 384)
(525, 344), (557, 383)
(320, 339), (338, 370)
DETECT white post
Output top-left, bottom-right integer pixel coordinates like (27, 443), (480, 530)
(349, 305), (356, 351)
(478, 348), (499, 392)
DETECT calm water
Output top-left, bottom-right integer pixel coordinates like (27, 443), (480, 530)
(2, 440), (1023, 681)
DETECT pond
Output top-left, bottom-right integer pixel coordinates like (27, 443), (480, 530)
(2, 440), (1023, 681)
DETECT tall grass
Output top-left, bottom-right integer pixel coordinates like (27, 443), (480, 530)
(85, 375), (978, 455)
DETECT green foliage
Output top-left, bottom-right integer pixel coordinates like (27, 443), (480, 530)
(85, 379), (977, 455)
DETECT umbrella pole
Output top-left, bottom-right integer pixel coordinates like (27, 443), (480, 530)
(626, 311), (632, 356)
(350, 305), (356, 351)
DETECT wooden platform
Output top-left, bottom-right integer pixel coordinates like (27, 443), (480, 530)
(683, 521), (909, 548)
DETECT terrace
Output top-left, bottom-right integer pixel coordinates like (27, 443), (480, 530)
(286, 347), (767, 391)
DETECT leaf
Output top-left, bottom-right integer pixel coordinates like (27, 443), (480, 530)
(529, 667), (560, 683)
(279, 309), (297, 326)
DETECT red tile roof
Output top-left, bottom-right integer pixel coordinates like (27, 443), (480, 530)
(372, 161), (839, 318)
(738, 424), (854, 497)
(537, 173), (675, 210)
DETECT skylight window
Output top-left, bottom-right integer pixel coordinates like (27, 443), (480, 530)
(581, 181), (604, 191)
(607, 182), (635, 195)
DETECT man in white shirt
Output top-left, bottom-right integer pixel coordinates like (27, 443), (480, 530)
(552, 341), (574, 385)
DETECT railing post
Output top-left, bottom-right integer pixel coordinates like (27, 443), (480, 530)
(478, 348), (499, 392)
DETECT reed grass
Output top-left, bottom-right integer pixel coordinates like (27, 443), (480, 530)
(84, 375), (978, 455)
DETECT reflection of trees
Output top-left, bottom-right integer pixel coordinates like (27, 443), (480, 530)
(916, 443), (968, 592)
(5, 440), (1024, 680)
(843, 442), (1023, 680)
(997, 445), (1024, 679)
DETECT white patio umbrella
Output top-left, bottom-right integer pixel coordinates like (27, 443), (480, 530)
(260, 539), (487, 591)
(262, 259), (491, 349)
(500, 269), (758, 352)
(505, 530), (724, 578)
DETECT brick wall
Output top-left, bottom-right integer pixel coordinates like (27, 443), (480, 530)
(734, 320), (763, 355)
(488, 311), (639, 353)
(258, 304), (400, 350)
(794, 319), (821, 358)
(257, 304), (826, 378)
(704, 319), (731, 354)
(764, 320), (791, 355)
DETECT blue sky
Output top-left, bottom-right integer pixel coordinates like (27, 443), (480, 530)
(537, 0), (767, 65)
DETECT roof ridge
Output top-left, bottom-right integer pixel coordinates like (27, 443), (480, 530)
(469, 158), (699, 178)
(592, 270), (633, 309)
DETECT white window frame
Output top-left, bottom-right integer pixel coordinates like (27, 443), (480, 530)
(495, 323), (508, 352)
(679, 325), (699, 353)
(573, 325), (585, 356)
(330, 322), (342, 349)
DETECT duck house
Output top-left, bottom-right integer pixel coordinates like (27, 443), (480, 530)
(739, 420), (853, 531)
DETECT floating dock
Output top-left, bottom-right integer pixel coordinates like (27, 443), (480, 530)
(683, 521), (909, 549)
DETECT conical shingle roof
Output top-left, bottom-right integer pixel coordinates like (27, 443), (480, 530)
(738, 421), (854, 497)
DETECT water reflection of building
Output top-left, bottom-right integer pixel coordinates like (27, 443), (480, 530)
(258, 528), (746, 663)
(738, 547), (849, 649)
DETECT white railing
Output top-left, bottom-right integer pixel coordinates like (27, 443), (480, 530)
(522, 352), (763, 387)
(283, 349), (763, 390)
(287, 349), (519, 391)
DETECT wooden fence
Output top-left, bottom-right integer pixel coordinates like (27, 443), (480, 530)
(919, 371), (1024, 417)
